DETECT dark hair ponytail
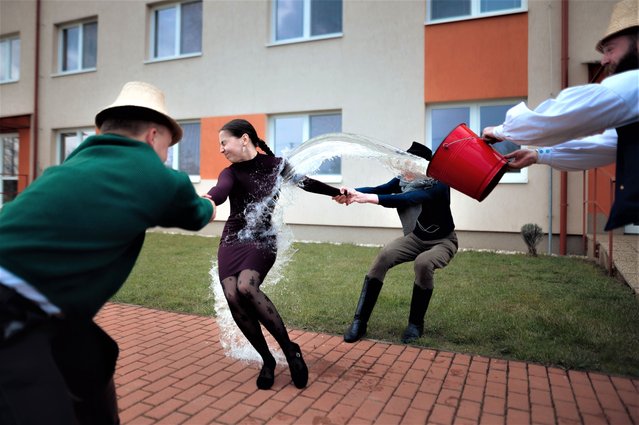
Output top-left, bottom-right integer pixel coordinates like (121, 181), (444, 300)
(256, 138), (275, 156)
(220, 119), (275, 157)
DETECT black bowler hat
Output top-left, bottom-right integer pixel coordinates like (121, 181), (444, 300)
(407, 141), (432, 161)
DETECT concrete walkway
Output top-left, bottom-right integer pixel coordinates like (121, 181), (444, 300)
(96, 303), (639, 425)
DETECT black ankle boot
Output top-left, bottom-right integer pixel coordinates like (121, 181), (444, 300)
(344, 276), (383, 343)
(256, 358), (276, 390)
(286, 343), (308, 389)
(401, 323), (423, 343)
(401, 285), (433, 344)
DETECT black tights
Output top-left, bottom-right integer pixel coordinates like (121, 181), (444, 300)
(221, 269), (293, 366)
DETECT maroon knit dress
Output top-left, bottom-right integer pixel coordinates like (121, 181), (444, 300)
(207, 154), (339, 280)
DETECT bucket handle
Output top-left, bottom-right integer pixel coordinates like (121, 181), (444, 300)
(442, 136), (477, 149)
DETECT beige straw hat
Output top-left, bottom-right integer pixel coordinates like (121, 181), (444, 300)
(95, 81), (183, 145)
(596, 0), (639, 52)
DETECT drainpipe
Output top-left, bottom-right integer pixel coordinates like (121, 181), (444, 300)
(559, 0), (569, 255)
(32, 0), (41, 182)
(548, 169), (553, 254)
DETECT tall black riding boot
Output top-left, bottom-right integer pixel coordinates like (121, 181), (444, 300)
(343, 276), (383, 343)
(401, 285), (433, 344)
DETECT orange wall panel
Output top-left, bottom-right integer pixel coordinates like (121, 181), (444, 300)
(18, 128), (31, 190)
(200, 114), (267, 180)
(425, 13), (528, 103)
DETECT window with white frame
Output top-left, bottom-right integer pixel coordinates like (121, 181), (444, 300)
(427, 0), (526, 24)
(58, 20), (97, 73)
(273, 0), (343, 43)
(165, 121), (200, 180)
(150, 1), (202, 60)
(1, 134), (19, 206)
(271, 112), (342, 180)
(58, 129), (95, 162)
(0, 35), (20, 83)
(426, 101), (527, 183)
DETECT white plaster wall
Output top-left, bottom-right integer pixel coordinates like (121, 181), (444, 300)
(0, 0), (36, 115)
(2, 0), (617, 245)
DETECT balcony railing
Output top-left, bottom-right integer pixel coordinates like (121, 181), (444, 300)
(583, 167), (616, 276)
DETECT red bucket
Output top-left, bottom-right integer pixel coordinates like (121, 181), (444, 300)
(427, 124), (508, 202)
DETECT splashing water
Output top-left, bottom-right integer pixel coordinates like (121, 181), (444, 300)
(209, 163), (296, 365)
(210, 132), (429, 364)
(282, 132), (429, 180)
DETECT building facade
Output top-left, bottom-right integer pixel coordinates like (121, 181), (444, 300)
(0, 0), (625, 253)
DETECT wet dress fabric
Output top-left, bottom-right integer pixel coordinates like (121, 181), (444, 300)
(207, 154), (340, 280)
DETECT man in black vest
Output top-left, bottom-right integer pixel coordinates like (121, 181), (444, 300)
(482, 0), (638, 230)
(334, 143), (458, 344)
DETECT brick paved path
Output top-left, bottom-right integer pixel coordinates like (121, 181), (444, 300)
(96, 303), (639, 425)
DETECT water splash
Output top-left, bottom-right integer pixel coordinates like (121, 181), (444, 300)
(282, 132), (429, 180)
(236, 162), (287, 246)
(210, 132), (427, 364)
(209, 165), (297, 365)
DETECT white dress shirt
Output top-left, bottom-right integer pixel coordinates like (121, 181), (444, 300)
(536, 129), (617, 171)
(493, 70), (639, 146)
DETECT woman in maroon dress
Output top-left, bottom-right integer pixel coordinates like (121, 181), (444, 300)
(206, 119), (340, 390)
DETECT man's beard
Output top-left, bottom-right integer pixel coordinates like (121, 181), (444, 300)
(608, 45), (639, 75)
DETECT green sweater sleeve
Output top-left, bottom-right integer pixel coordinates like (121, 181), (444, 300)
(158, 170), (213, 230)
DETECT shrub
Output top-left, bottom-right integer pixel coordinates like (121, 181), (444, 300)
(521, 223), (543, 256)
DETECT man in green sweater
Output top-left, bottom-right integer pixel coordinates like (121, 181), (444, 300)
(0, 81), (215, 425)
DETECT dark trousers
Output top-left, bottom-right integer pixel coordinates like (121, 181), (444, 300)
(368, 231), (458, 289)
(0, 285), (120, 425)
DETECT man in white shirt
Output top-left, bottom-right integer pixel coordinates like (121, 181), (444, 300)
(502, 130), (617, 172)
(482, 0), (638, 230)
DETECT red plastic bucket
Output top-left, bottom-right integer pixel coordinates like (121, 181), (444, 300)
(427, 124), (508, 202)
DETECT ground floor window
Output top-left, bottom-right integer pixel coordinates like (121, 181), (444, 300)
(270, 112), (342, 183)
(426, 101), (527, 183)
(1, 133), (19, 206)
(166, 121), (201, 182)
(57, 128), (95, 162)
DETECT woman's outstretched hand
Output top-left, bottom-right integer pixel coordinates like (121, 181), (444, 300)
(332, 187), (352, 205)
(332, 187), (378, 205)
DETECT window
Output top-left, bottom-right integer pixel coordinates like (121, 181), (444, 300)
(58, 129), (95, 162)
(427, 0), (526, 23)
(166, 121), (200, 181)
(1, 134), (19, 206)
(271, 112), (342, 181)
(0, 35), (20, 83)
(273, 0), (342, 43)
(58, 21), (97, 73)
(426, 101), (526, 183)
(150, 1), (202, 60)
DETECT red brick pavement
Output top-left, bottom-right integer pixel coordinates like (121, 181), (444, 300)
(96, 303), (639, 425)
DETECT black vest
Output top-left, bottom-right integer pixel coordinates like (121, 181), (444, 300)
(605, 121), (639, 230)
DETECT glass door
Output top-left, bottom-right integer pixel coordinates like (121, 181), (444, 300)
(1, 134), (19, 207)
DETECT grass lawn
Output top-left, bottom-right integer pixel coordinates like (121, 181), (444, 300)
(116, 232), (639, 377)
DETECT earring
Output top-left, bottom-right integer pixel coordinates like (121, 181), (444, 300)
(242, 145), (246, 152)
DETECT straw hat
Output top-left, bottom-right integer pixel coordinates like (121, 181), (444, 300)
(95, 81), (183, 145)
(596, 0), (639, 52)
